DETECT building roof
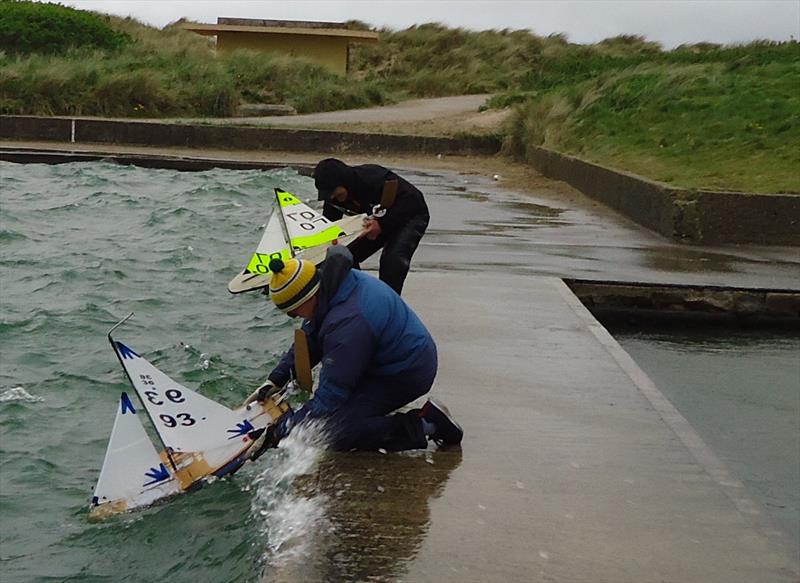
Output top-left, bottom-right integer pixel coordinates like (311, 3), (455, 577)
(180, 18), (379, 43)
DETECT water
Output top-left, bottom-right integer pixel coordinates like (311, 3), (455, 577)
(0, 161), (328, 582)
(606, 320), (800, 545)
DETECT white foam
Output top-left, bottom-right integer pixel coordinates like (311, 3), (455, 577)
(0, 387), (44, 403)
(250, 422), (330, 570)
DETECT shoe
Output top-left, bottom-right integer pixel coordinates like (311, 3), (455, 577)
(420, 399), (463, 446)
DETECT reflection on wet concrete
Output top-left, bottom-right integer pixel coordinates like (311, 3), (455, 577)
(393, 169), (800, 289)
(641, 246), (738, 274)
(261, 448), (462, 583)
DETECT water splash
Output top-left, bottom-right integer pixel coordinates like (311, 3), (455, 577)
(0, 386), (45, 403)
(250, 422), (330, 572)
(199, 352), (211, 370)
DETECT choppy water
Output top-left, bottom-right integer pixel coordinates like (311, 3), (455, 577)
(608, 321), (800, 545)
(0, 161), (337, 582)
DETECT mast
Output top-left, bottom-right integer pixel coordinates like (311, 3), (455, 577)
(107, 313), (179, 473)
(274, 188), (296, 258)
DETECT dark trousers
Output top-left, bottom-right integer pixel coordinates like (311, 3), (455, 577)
(348, 213), (428, 295)
(324, 342), (437, 452)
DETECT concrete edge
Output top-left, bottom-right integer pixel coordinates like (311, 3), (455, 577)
(0, 115), (502, 157)
(0, 132), (800, 246)
(564, 278), (800, 322)
(0, 146), (317, 174)
(551, 277), (800, 572)
(522, 145), (800, 246)
(3, 116), (797, 245)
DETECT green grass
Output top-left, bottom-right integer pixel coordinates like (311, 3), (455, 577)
(503, 43), (800, 193)
(0, 0), (129, 54)
(0, 7), (393, 117)
(1, 4), (797, 193)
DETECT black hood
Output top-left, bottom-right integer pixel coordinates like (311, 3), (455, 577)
(313, 158), (356, 201)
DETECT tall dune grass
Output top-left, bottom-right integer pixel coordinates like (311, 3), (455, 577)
(0, 12), (391, 117)
(503, 42), (800, 192)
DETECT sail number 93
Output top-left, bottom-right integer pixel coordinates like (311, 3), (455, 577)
(138, 379), (197, 428)
(159, 412), (196, 427)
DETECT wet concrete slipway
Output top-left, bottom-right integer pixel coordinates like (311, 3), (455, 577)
(268, 166), (799, 582)
(3, 144), (800, 582)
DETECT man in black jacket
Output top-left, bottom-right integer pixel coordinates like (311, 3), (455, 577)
(313, 158), (429, 295)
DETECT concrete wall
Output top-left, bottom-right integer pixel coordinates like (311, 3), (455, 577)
(0, 115), (501, 157)
(566, 279), (800, 323)
(524, 146), (680, 238)
(524, 146), (800, 245)
(691, 190), (800, 245)
(217, 32), (349, 74)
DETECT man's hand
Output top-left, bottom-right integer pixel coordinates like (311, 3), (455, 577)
(243, 380), (280, 407)
(363, 217), (382, 241)
(246, 424), (280, 461)
(245, 408), (293, 461)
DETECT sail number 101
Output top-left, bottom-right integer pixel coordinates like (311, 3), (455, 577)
(285, 211), (329, 231)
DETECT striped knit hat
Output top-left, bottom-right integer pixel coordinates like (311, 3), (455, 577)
(268, 257), (320, 313)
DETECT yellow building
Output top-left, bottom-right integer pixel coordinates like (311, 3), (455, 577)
(181, 18), (379, 75)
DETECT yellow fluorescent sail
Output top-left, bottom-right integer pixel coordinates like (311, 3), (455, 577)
(275, 188), (347, 253)
(229, 187), (365, 294)
(246, 247), (292, 275)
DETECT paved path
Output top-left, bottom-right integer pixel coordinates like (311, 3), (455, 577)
(165, 94), (493, 126)
(260, 274), (798, 582)
(402, 166), (800, 289)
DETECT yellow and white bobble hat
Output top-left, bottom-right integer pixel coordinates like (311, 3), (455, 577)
(268, 257), (320, 313)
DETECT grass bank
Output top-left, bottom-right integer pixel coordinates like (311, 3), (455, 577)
(1, 3), (797, 193)
(0, 8), (392, 117)
(499, 41), (800, 193)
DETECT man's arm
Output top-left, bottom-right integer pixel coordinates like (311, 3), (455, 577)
(280, 313), (376, 429)
(375, 176), (427, 233)
(322, 200), (344, 221)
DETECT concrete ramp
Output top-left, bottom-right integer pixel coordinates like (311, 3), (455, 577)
(401, 272), (797, 583)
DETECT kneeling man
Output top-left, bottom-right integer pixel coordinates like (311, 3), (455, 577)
(246, 246), (462, 454)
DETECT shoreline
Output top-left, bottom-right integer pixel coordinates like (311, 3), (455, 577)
(2, 114), (798, 245)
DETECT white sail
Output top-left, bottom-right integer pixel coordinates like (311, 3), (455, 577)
(91, 321), (291, 518)
(91, 392), (180, 516)
(111, 341), (263, 455)
(228, 188), (365, 294)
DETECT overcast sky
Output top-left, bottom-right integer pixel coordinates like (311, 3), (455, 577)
(57, 0), (799, 48)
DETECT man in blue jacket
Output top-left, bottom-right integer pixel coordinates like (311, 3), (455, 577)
(245, 246), (462, 454)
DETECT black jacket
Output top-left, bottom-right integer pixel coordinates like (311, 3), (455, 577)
(321, 164), (429, 236)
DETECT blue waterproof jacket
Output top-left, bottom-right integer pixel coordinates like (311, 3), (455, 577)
(268, 246), (435, 426)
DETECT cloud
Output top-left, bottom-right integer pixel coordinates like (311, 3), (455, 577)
(59, 0), (800, 47)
